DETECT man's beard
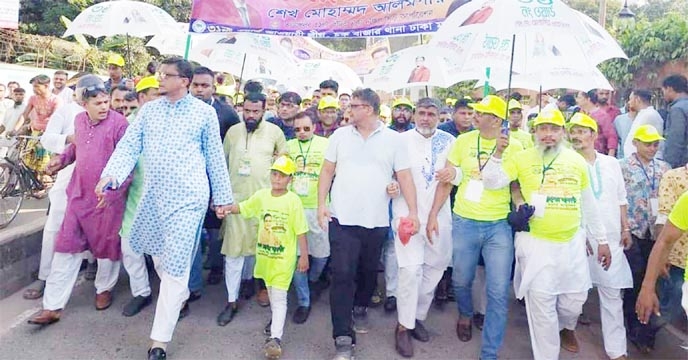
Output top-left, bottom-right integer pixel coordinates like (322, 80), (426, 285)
(14, 100), (23, 106)
(598, 98), (608, 105)
(535, 139), (563, 157)
(393, 117), (408, 126)
(416, 126), (436, 137)
(246, 119), (261, 132)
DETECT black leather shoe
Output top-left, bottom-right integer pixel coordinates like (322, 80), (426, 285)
(411, 320), (430, 342)
(217, 302), (238, 326)
(292, 306), (310, 324)
(178, 302), (189, 320)
(384, 296), (397, 312)
(122, 295), (152, 317)
(188, 291), (202, 303)
(148, 347), (166, 360)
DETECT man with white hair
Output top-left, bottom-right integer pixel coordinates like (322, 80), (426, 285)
(482, 109), (611, 359)
(567, 113), (633, 360)
(388, 98), (454, 357)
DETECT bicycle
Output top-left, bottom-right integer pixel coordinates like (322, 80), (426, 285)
(0, 135), (47, 229)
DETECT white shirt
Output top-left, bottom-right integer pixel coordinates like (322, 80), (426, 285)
(2, 100), (27, 135)
(52, 87), (74, 105)
(624, 105), (664, 159)
(392, 129), (454, 226)
(326, 121), (410, 228)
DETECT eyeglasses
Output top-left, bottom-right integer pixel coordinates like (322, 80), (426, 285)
(295, 126), (312, 132)
(158, 73), (182, 80)
(393, 107), (412, 113)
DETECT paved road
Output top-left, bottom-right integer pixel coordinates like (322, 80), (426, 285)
(0, 269), (685, 360)
(0, 197), (48, 239)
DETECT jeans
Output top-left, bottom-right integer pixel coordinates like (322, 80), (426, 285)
(205, 229), (223, 271)
(293, 256), (329, 307)
(657, 265), (686, 326)
(329, 218), (388, 341)
(452, 215), (514, 360)
(188, 232), (204, 293)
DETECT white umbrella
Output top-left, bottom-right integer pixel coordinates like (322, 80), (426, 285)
(63, 0), (178, 38)
(286, 60), (362, 94)
(365, 45), (482, 91)
(430, 0), (626, 88)
(63, 0), (178, 76)
(480, 67), (613, 92)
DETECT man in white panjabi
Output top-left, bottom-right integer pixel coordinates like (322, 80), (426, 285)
(482, 109), (612, 360)
(568, 113), (633, 360)
(388, 98), (455, 357)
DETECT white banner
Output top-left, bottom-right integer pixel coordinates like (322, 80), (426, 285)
(0, 0), (19, 29)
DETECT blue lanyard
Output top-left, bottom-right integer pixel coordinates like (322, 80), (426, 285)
(634, 154), (656, 191)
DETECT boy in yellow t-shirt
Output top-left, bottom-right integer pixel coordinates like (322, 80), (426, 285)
(227, 155), (309, 360)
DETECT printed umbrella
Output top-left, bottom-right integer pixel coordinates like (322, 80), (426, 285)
(286, 59), (363, 94)
(63, 0), (178, 75)
(480, 66), (614, 92)
(365, 45), (482, 92)
(430, 0), (627, 112)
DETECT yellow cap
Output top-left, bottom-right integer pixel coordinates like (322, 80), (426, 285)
(215, 85), (234, 97)
(469, 95), (507, 119)
(566, 113), (598, 132)
(380, 104), (391, 119)
(135, 76), (159, 93)
(318, 96), (340, 110)
(533, 109), (566, 127)
(445, 98), (458, 106)
(270, 155), (297, 175)
(392, 97), (414, 109)
(508, 99), (522, 111)
(633, 124), (664, 143)
(107, 54), (125, 67)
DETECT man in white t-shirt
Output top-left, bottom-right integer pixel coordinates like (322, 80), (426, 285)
(51, 71), (74, 105)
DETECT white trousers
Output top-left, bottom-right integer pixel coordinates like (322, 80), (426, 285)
(524, 290), (588, 360)
(43, 252), (120, 310)
(397, 264), (445, 329)
(384, 238), (398, 297)
(121, 237), (151, 297)
(596, 286), (627, 359)
(224, 256), (245, 302)
(38, 229), (58, 280)
(472, 265), (487, 314)
(268, 287), (288, 339)
(150, 255), (191, 343)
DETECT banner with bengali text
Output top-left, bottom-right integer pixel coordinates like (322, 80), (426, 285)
(0, 0), (19, 29)
(189, 0), (459, 37)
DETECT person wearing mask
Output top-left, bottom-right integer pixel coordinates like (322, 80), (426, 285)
(661, 74), (688, 168)
(187, 66), (240, 301)
(268, 92), (302, 141)
(619, 125), (671, 354)
(624, 89), (664, 159)
(97, 57), (234, 360)
(219, 92), (287, 325)
(104, 54), (127, 92)
(567, 114), (633, 360)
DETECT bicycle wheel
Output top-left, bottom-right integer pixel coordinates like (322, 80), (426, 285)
(0, 163), (23, 229)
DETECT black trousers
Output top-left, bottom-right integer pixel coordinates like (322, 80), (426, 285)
(623, 235), (662, 346)
(329, 218), (388, 341)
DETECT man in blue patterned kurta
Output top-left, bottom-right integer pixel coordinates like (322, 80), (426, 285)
(98, 58), (234, 360)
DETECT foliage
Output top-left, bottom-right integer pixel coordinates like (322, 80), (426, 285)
(599, 12), (688, 90)
(434, 81), (479, 100)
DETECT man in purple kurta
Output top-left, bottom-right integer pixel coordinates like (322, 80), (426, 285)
(28, 75), (131, 325)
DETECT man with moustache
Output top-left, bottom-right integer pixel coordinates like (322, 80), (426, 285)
(389, 98), (415, 133)
(482, 109), (611, 359)
(597, 89), (621, 121)
(268, 91), (302, 140)
(567, 113), (633, 360)
(51, 70), (74, 104)
(219, 92), (287, 325)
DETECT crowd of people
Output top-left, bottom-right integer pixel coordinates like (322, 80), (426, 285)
(0, 54), (687, 360)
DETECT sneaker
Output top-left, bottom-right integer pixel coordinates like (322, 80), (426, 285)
(264, 337), (282, 359)
(332, 336), (354, 360)
(122, 295), (152, 317)
(353, 306), (369, 334)
(292, 306), (310, 324)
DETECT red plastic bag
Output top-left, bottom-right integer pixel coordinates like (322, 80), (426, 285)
(398, 217), (414, 245)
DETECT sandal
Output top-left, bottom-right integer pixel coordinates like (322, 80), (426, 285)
(23, 287), (44, 300)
